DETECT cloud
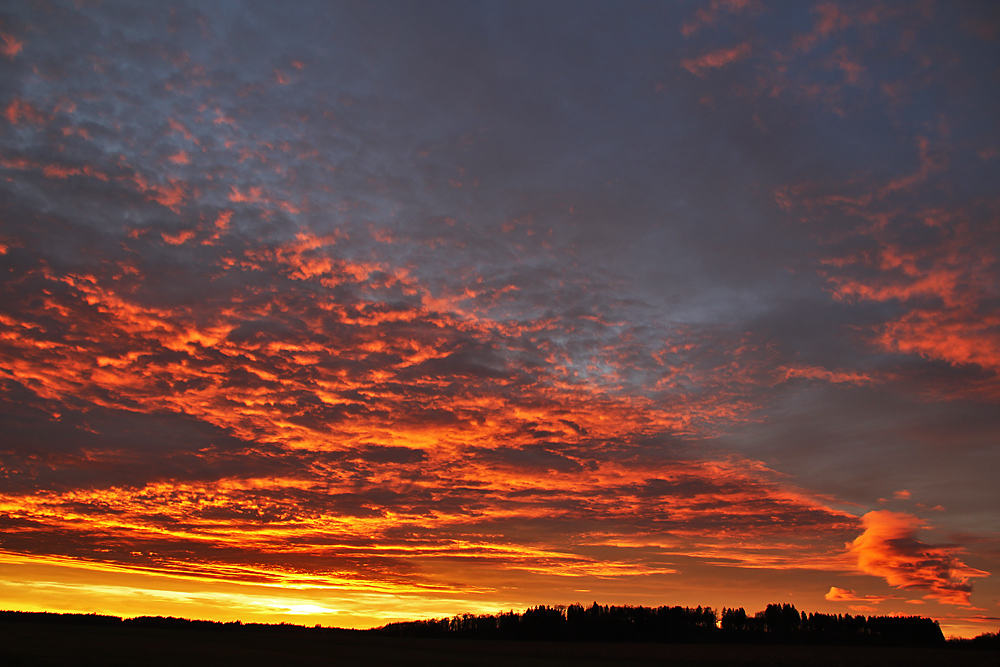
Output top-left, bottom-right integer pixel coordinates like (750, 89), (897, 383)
(1, 30), (24, 59)
(5, 99), (48, 125)
(777, 131), (1000, 398)
(849, 511), (989, 607)
(681, 0), (756, 37)
(681, 43), (752, 77)
(778, 365), (875, 386)
(824, 586), (893, 603)
(875, 311), (1000, 376)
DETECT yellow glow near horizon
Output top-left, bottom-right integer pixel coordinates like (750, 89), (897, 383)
(0, 552), (507, 629)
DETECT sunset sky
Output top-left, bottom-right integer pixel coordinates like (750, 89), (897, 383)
(1, 0), (998, 639)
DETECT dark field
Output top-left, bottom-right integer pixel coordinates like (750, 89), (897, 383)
(2, 621), (998, 667)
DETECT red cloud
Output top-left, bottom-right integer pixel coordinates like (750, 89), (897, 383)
(875, 309), (1000, 375)
(681, 43), (752, 77)
(849, 511), (989, 607)
(5, 99), (48, 125)
(1, 31), (23, 59)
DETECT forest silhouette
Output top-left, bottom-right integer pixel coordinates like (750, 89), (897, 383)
(376, 602), (949, 646)
(6, 604), (998, 649)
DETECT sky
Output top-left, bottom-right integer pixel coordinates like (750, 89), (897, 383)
(1, 0), (998, 639)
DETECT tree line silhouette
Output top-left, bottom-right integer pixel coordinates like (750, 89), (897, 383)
(377, 602), (950, 646)
(6, 606), (996, 648)
(0, 610), (331, 634)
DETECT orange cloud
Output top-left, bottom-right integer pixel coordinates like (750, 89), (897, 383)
(214, 210), (233, 230)
(849, 511), (989, 607)
(681, 43), (752, 77)
(1, 155), (109, 181)
(132, 176), (187, 212)
(824, 586), (893, 603)
(160, 229), (197, 245)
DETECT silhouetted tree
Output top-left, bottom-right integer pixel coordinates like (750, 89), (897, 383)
(720, 607), (748, 632)
(971, 631), (1000, 649)
(760, 603), (801, 635)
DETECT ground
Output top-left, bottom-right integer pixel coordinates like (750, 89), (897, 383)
(2, 620), (998, 666)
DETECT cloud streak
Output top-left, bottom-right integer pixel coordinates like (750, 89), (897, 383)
(825, 586), (893, 603)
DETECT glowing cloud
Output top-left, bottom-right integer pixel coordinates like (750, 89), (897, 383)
(778, 365), (875, 386)
(849, 511), (989, 607)
(824, 586), (892, 603)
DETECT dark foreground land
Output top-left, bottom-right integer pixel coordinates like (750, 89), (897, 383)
(2, 620), (998, 667)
